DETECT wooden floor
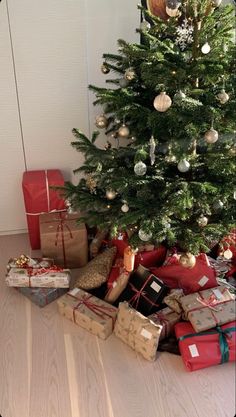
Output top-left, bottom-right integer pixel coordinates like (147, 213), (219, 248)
(0, 234), (235, 417)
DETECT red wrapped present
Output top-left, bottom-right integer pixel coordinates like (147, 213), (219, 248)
(175, 321), (236, 371)
(134, 246), (166, 269)
(150, 253), (217, 294)
(220, 229), (236, 263)
(111, 232), (129, 257)
(22, 170), (65, 249)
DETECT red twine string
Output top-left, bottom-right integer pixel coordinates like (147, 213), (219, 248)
(128, 274), (161, 310)
(68, 293), (116, 326)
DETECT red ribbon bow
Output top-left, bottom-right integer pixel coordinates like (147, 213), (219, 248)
(128, 274), (161, 310)
(68, 293), (116, 326)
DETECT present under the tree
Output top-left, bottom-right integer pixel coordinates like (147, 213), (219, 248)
(105, 270), (130, 304)
(40, 212), (88, 268)
(150, 253), (217, 294)
(175, 321), (236, 371)
(114, 302), (163, 361)
(6, 265), (71, 288)
(16, 287), (67, 308)
(6, 255), (54, 272)
(180, 286), (235, 333)
(22, 170), (65, 249)
(148, 307), (181, 341)
(57, 288), (117, 339)
(117, 265), (169, 316)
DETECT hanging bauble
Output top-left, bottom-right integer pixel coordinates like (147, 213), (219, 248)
(179, 253), (196, 269)
(138, 229), (153, 242)
(149, 136), (156, 166)
(101, 62), (110, 74)
(65, 199), (75, 214)
(140, 19), (151, 31)
(124, 67), (136, 81)
(119, 78), (129, 88)
(166, 6), (181, 17)
(201, 42), (211, 54)
(153, 92), (172, 112)
(166, 0), (181, 9)
(217, 89), (229, 104)
(106, 189), (117, 200)
(204, 128), (219, 144)
(86, 175), (97, 193)
(95, 114), (108, 129)
(213, 0), (222, 6)
(118, 124), (130, 138)
(121, 203), (129, 213)
(134, 161), (147, 176)
(174, 90), (186, 100)
(175, 18), (194, 51)
(177, 159), (190, 173)
(197, 215), (208, 227)
(223, 248), (233, 260)
(213, 200), (224, 211)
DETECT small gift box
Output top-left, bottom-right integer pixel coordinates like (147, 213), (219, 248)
(175, 321), (236, 371)
(17, 287), (67, 307)
(57, 288), (117, 340)
(40, 212), (88, 268)
(163, 289), (184, 314)
(7, 255), (54, 272)
(148, 307), (181, 341)
(6, 266), (71, 288)
(114, 302), (163, 361)
(22, 170), (65, 249)
(117, 265), (169, 316)
(180, 286), (235, 332)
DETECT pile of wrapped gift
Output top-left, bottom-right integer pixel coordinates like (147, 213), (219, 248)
(5, 168), (236, 372)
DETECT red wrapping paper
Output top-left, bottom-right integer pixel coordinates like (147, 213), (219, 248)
(22, 170), (65, 249)
(134, 246), (166, 269)
(220, 229), (236, 263)
(175, 321), (236, 371)
(150, 253), (217, 294)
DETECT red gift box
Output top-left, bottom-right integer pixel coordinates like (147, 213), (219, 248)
(134, 246), (166, 269)
(150, 253), (217, 294)
(175, 321), (236, 372)
(22, 170), (65, 249)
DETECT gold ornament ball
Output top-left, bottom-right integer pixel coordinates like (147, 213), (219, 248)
(124, 67), (136, 81)
(101, 63), (110, 74)
(118, 124), (130, 138)
(197, 215), (208, 227)
(224, 249), (233, 260)
(153, 92), (172, 112)
(166, 6), (181, 17)
(204, 128), (219, 144)
(95, 114), (108, 129)
(217, 89), (229, 104)
(179, 253), (196, 269)
(106, 189), (117, 200)
(121, 203), (129, 213)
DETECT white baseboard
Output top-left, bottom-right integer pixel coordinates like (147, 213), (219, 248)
(0, 229), (28, 236)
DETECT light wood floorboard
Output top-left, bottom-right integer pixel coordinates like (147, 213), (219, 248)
(0, 234), (235, 417)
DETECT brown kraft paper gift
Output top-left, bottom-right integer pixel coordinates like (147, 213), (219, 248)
(148, 307), (181, 341)
(40, 212), (88, 268)
(57, 288), (117, 339)
(105, 270), (130, 304)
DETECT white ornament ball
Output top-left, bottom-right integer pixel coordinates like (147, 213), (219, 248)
(223, 249), (233, 260)
(153, 92), (172, 112)
(177, 159), (190, 173)
(119, 78), (129, 88)
(124, 67), (136, 81)
(134, 161), (147, 176)
(121, 203), (129, 213)
(118, 124), (130, 138)
(197, 215), (208, 227)
(204, 128), (219, 144)
(138, 229), (153, 242)
(174, 90), (186, 100)
(213, 0), (222, 6)
(95, 114), (108, 129)
(166, 6), (180, 17)
(201, 42), (211, 54)
(217, 89), (229, 104)
(106, 189), (116, 200)
(140, 20), (151, 31)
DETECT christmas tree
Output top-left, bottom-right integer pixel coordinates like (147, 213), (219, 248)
(63, 0), (236, 255)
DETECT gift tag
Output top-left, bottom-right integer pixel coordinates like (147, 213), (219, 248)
(69, 288), (80, 297)
(189, 344), (199, 358)
(150, 281), (161, 293)
(140, 328), (152, 339)
(212, 288), (223, 300)
(198, 276), (209, 287)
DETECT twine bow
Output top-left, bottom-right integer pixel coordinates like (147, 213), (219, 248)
(196, 294), (219, 312)
(54, 212), (73, 268)
(128, 274), (161, 310)
(24, 265), (63, 287)
(68, 293), (116, 326)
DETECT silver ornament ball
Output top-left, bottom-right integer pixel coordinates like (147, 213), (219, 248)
(204, 128), (219, 144)
(224, 249), (233, 260)
(138, 229), (153, 242)
(201, 42), (211, 54)
(217, 89), (229, 104)
(213, 200), (224, 211)
(140, 20), (151, 31)
(153, 92), (172, 112)
(166, 0), (181, 9)
(124, 67), (136, 81)
(121, 203), (129, 213)
(134, 161), (147, 176)
(118, 124), (130, 138)
(197, 215), (208, 227)
(95, 114), (108, 129)
(177, 159), (190, 173)
(174, 90), (186, 100)
(106, 189), (116, 200)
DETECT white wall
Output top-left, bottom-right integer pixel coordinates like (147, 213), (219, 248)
(0, 0), (139, 233)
